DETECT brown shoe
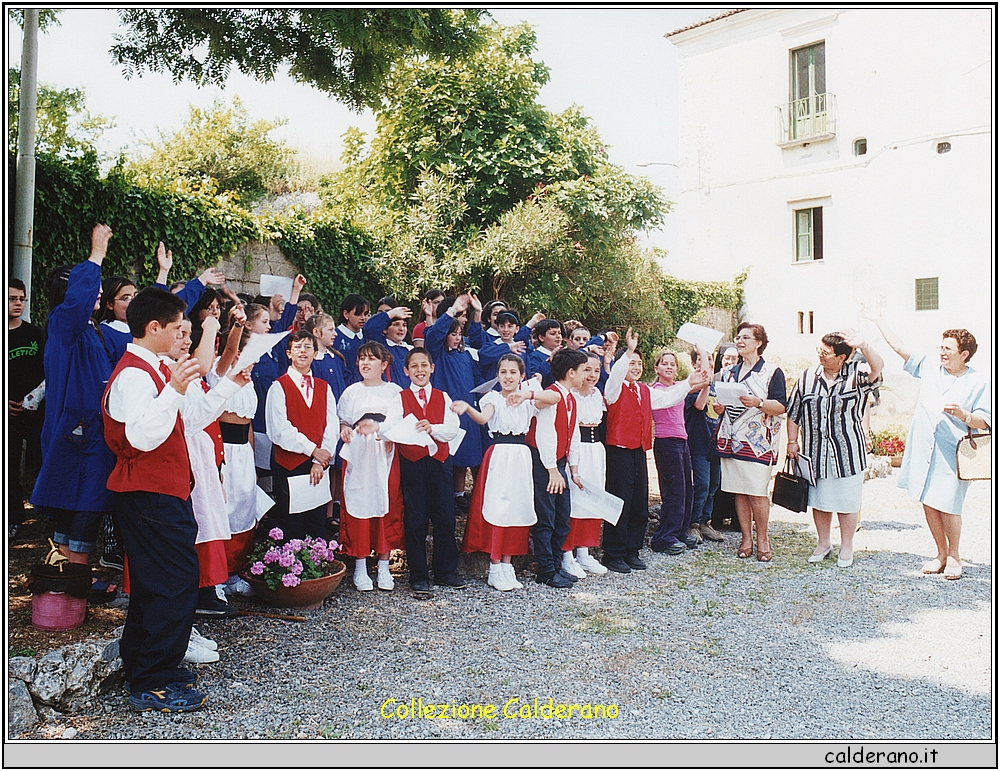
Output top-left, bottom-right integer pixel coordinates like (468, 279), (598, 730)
(686, 526), (704, 544)
(699, 523), (724, 542)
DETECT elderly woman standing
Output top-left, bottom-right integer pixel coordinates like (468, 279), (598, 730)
(786, 331), (883, 567)
(865, 310), (991, 580)
(716, 322), (787, 561)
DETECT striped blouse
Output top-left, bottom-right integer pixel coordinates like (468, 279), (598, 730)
(786, 361), (881, 479)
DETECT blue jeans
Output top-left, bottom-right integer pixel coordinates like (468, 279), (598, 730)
(691, 454), (721, 526)
(529, 449), (572, 578)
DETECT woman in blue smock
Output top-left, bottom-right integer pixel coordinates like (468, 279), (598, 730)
(424, 294), (484, 503)
(31, 225), (117, 564)
(866, 308), (991, 581)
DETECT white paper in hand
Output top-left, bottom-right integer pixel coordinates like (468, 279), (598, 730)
(572, 480), (625, 525)
(258, 274), (294, 301)
(676, 323), (724, 358)
(471, 378), (499, 395)
(287, 469), (332, 514)
(448, 427), (467, 456)
(234, 331), (289, 373)
(382, 413), (436, 450)
(714, 381), (751, 407)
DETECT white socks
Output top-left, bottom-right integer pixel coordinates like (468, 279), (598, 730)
(487, 563), (513, 591)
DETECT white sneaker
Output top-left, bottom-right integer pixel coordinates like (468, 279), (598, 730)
(502, 562), (523, 589)
(562, 553), (587, 580)
(223, 576), (254, 596)
(183, 638), (220, 664)
(487, 564), (513, 591)
(576, 552), (608, 574)
(214, 584), (229, 602)
(354, 571), (374, 591)
(377, 569), (395, 591)
(189, 626), (218, 651)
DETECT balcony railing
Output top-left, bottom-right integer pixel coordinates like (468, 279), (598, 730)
(776, 92), (837, 146)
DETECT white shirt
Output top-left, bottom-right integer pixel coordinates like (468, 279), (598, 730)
(337, 381), (403, 439)
(534, 381), (582, 470)
(104, 343), (185, 452)
(174, 360), (241, 435)
(265, 368), (339, 458)
(605, 352), (690, 410)
(406, 384), (460, 443)
(337, 324), (363, 341)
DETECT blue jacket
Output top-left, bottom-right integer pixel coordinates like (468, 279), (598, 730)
(477, 325), (531, 382)
(31, 260), (116, 513)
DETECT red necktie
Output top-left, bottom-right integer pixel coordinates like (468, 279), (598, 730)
(301, 374), (313, 401)
(159, 361), (172, 383)
(418, 387), (428, 407)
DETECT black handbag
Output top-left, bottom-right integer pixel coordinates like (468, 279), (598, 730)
(772, 457), (810, 513)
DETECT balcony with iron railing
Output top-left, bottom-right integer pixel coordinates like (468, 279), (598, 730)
(776, 92), (837, 147)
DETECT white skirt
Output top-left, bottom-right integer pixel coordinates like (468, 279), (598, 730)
(188, 432), (232, 545)
(809, 471), (864, 514)
(570, 442), (606, 520)
(339, 432), (392, 519)
(481, 444), (537, 527)
(720, 457), (772, 497)
(223, 440), (272, 534)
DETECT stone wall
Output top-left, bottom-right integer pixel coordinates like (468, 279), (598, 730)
(215, 240), (298, 298)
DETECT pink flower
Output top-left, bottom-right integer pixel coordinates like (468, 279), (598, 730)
(278, 551), (296, 568)
(312, 537), (327, 550)
(281, 573), (301, 588)
(263, 547), (281, 564)
(250, 562), (265, 575)
(290, 561), (303, 575)
(288, 538), (304, 552)
(269, 527), (284, 541)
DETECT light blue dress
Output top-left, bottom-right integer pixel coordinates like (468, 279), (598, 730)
(898, 354), (992, 515)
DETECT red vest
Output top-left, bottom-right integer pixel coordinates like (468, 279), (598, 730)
(606, 381), (653, 451)
(527, 384), (577, 461)
(273, 373), (328, 471)
(398, 387), (450, 462)
(199, 380), (225, 468)
(102, 351), (192, 500)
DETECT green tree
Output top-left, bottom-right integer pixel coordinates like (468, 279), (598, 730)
(129, 97), (296, 203)
(111, 9), (485, 111)
(8, 8), (61, 31)
(8, 68), (114, 158)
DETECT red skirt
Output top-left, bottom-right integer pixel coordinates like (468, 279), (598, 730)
(196, 540), (230, 588)
(338, 454), (405, 557)
(462, 450), (530, 561)
(225, 527), (257, 576)
(562, 517), (602, 551)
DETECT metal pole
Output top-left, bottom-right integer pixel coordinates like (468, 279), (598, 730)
(13, 9), (39, 321)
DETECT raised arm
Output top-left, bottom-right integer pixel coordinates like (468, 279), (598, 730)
(861, 303), (910, 362)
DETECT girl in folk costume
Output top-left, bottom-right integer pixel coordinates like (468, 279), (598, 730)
(266, 331), (339, 542)
(454, 354), (559, 590)
(337, 341), (405, 591)
(562, 351), (610, 577)
(424, 293), (485, 507)
(207, 304), (274, 596)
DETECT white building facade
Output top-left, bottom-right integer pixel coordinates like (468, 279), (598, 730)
(665, 8), (994, 378)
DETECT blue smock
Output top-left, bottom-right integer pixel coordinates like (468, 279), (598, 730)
(425, 313), (484, 467)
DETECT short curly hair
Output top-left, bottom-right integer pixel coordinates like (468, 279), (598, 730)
(942, 328), (977, 362)
(736, 322), (769, 355)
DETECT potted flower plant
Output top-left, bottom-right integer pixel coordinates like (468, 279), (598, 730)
(871, 427), (906, 467)
(244, 528), (346, 610)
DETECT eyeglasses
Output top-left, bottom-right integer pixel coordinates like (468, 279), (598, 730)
(816, 348), (838, 358)
(9, 296), (25, 303)
(735, 334), (756, 342)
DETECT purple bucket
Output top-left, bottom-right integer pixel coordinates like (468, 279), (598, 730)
(32, 591), (86, 631)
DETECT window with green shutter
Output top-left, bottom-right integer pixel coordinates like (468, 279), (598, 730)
(915, 277), (939, 310)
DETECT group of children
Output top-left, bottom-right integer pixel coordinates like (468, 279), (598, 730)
(22, 225), (722, 714)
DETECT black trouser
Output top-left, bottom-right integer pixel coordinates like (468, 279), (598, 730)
(271, 458), (326, 541)
(602, 445), (649, 561)
(8, 412), (42, 528)
(529, 448), (572, 578)
(115, 490), (199, 693)
(400, 454), (459, 583)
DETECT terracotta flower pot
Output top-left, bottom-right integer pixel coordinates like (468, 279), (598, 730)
(244, 560), (347, 611)
(890, 456), (903, 468)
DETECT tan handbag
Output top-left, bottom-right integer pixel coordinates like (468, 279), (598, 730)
(956, 429), (991, 481)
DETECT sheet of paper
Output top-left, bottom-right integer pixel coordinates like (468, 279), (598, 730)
(714, 381), (751, 407)
(233, 331), (289, 373)
(471, 377), (499, 395)
(258, 274), (293, 300)
(448, 427), (467, 456)
(676, 323), (724, 358)
(574, 480), (625, 526)
(287, 469), (332, 514)
(381, 413), (436, 450)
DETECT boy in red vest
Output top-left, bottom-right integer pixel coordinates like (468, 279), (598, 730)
(265, 330), (338, 541)
(395, 348), (466, 597)
(102, 287), (206, 712)
(602, 328), (709, 572)
(526, 347), (589, 588)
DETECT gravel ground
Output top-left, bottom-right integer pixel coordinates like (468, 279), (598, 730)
(22, 473), (992, 741)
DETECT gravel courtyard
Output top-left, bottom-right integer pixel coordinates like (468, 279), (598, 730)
(19, 473), (992, 742)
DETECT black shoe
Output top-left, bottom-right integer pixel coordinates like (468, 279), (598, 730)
(196, 589), (239, 618)
(410, 580), (434, 598)
(603, 557), (632, 574)
(545, 572), (575, 588)
(433, 574), (468, 589)
(625, 556), (647, 570)
(100, 551), (125, 571)
(666, 541), (687, 556)
(453, 495), (470, 515)
(683, 537), (700, 550)
(557, 569), (580, 583)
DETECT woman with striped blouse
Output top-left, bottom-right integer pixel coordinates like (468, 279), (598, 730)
(786, 331), (883, 567)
